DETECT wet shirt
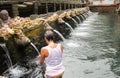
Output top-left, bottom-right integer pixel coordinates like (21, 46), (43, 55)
(45, 44), (65, 76)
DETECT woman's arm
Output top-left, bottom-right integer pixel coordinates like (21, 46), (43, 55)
(59, 43), (63, 52)
(39, 47), (48, 65)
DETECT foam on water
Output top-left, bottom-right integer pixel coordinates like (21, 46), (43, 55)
(72, 32), (90, 37)
(65, 42), (80, 48)
(9, 65), (30, 78)
(62, 13), (119, 78)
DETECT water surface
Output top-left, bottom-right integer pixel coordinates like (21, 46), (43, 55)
(3, 13), (120, 78)
(62, 13), (120, 78)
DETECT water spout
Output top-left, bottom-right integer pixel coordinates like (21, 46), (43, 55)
(53, 29), (65, 41)
(84, 12), (88, 18)
(76, 16), (81, 24)
(71, 18), (78, 25)
(30, 42), (39, 55)
(15, 36), (40, 55)
(44, 25), (53, 30)
(58, 18), (73, 31)
(57, 17), (65, 24)
(80, 14), (85, 21)
(64, 22), (74, 31)
(86, 12), (89, 17)
(43, 22), (65, 41)
(0, 43), (13, 69)
(14, 36), (31, 46)
(81, 13), (87, 20)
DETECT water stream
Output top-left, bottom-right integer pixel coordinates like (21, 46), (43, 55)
(76, 16), (81, 23)
(80, 14), (86, 21)
(0, 43), (13, 69)
(81, 13), (87, 20)
(2, 12), (120, 78)
(64, 22), (74, 31)
(62, 13), (120, 78)
(53, 29), (65, 41)
(71, 18), (78, 25)
(30, 42), (40, 55)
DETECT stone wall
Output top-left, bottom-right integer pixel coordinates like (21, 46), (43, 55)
(0, 7), (89, 77)
(89, 5), (117, 13)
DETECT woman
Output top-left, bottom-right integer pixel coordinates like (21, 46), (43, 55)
(39, 30), (65, 78)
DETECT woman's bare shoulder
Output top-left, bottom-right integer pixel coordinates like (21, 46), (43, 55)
(58, 43), (63, 51)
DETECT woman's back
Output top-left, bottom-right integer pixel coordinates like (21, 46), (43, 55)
(45, 44), (62, 67)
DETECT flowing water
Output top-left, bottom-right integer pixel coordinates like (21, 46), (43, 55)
(64, 22), (74, 31)
(71, 18), (78, 25)
(30, 42), (40, 55)
(76, 16), (81, 23)
(0, 43), (13, 69)
(2, 12), (120, 78)
(53, 29), (65, 41)
(80, 14), (86, 21)
(62, 13), (120, 78)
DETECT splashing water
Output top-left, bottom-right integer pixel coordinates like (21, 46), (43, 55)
(62, 13), (120, 78)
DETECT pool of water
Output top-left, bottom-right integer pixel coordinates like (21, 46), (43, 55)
(62, 13), (120, 78)
(2, 12), (120, 78)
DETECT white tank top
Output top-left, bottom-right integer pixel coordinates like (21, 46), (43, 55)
(45, 44), (65, 76)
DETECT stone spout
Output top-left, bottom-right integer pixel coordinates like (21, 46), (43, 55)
(42, 21), (53, 30)
(14, 29), (31, 46)
(57, 17), (65, 23)
(15, 36), (31, 46)
(65, 11), (72, 19)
